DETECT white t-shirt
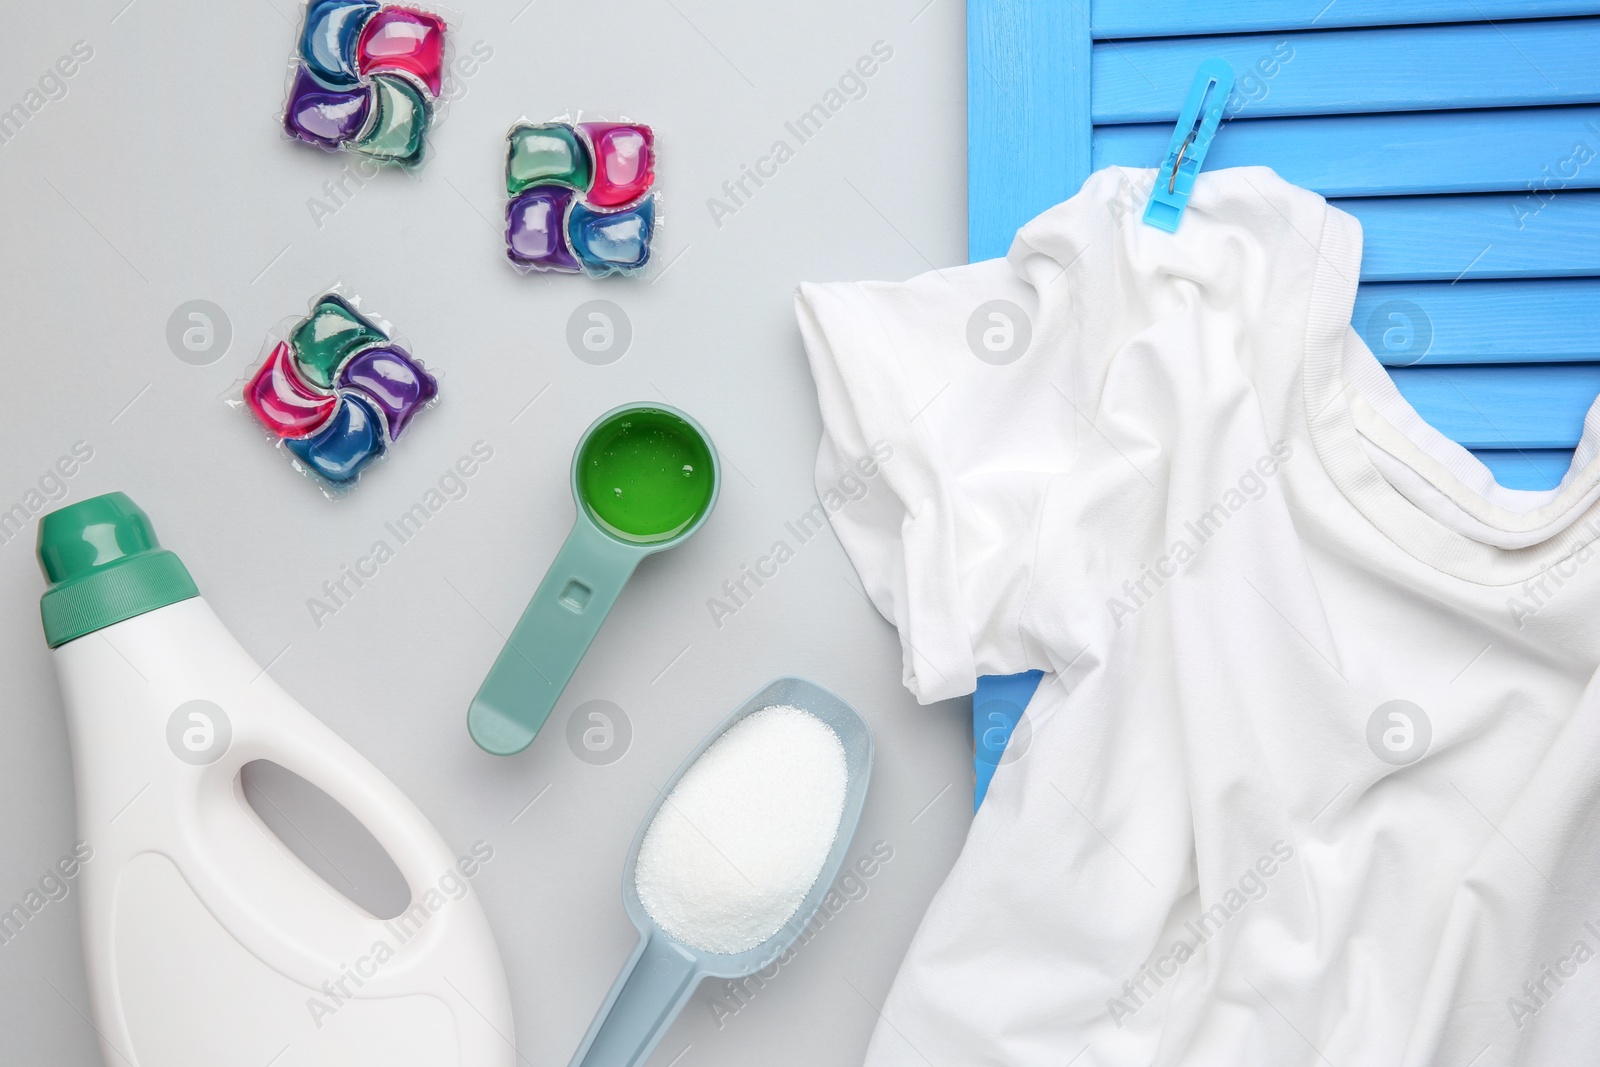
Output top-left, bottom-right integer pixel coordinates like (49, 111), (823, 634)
(795, 166), (1600, 1067)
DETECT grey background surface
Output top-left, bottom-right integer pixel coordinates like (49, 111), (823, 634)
(0, 0), (972, 1064)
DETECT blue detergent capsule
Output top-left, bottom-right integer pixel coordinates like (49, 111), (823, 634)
(285, 394), (387, 483)
(299, 0), (379, 89)
(568, 196), (656, 276)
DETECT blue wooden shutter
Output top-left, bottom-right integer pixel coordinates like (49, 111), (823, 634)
(968, 1), (1600, 805)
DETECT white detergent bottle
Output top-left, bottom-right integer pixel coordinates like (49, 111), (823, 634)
(35, 492), (515, 1067)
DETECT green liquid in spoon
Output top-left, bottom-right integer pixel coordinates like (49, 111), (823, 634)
(578, 408), (716, 544)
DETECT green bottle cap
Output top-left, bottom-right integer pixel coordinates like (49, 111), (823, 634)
(36, 492), (198, 648)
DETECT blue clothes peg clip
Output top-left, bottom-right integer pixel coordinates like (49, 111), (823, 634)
(1143, 59), (1235, 233)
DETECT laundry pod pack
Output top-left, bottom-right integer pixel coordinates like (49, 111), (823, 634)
(35, 492), (513, 1067)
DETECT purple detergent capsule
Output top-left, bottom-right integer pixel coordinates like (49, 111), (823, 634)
(237, 289), (439, 494)
(285, 66), (372, 148)
(338, 345), (439, 439)
(506, 187), (580, 272)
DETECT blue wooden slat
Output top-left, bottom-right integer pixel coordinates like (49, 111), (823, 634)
(973, 669), (1044, 809)
(1472, 448), (1574, 489)
(1093, 0), (1598, 39)
(967, 0), (1092, 261)
(1390, 364), (1600, 448)
(1093, 107), (1600, 198)
(1345, 192), (1600, 281)
(1353, 279), (1600, 366)
(1093, 19), (1600, 124)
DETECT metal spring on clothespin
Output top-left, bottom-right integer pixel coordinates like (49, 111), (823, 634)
(1143, 58), (1235, 233)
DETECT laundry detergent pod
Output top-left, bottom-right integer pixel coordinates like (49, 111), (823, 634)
(282, 1), (449, 168)
(245, 342), (339, 436)
(503, 115), (659, 278)
(285, 394), (388, 483)
(569, 198), (655, 275)
(235, 288), (439, 494)
(299, 0), (377, 88)
(357, 6), (447, 96)
(507, 186), (581, 273)
(507, 123), (592, 194)
(579, 122), (654, 208)
(349, 73), (431, 166)
(338, 345), (439, 439)
(285, 66), (372, 147)
(288, 293), (388, 387)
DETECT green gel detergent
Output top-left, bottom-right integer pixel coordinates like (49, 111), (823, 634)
(578, 409), (716, 544)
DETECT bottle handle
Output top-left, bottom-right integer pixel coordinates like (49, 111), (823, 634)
(468, 519), (643, 756)
(568, 930), (700, 1067)
(218, 706), (451, 896)
(184, 677), (484, 990)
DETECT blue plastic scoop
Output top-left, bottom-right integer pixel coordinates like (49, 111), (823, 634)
(567, 677), (874, 1067)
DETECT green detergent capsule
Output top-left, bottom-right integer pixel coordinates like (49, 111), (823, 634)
(352, 73), (429, 167)
(506, 122), (592, 195)
(287, 294), (387, 388)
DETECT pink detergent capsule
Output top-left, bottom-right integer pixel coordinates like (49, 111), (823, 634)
(579, 123), (655, 208)
(356, 7), (446, 97)
(245, 342), (337, 438)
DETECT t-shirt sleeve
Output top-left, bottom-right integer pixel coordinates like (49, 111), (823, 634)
(795, 258), (1071, 703)
(796, 167), (1337, 705)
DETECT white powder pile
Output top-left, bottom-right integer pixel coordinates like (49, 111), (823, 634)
(634, 705), (848, 954)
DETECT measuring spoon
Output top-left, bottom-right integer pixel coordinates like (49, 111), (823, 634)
(468, 403), (719, 756)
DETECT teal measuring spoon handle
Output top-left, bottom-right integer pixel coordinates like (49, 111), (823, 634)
(467, 519), (644, 756)
(569, 930), (701, 1067)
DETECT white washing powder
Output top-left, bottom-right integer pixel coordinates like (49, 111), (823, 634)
(634, 704), (848, 955)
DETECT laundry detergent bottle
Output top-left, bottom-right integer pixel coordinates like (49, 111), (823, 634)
(36, 492), (515, 1067)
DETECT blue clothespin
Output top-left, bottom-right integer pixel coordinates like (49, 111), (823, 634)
(1143, 59), (1235, 233)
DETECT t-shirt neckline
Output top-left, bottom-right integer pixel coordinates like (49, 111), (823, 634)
(1301, 205), (1600, 585)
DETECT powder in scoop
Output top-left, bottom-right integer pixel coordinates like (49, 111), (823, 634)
(634, 705), (848, 954)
